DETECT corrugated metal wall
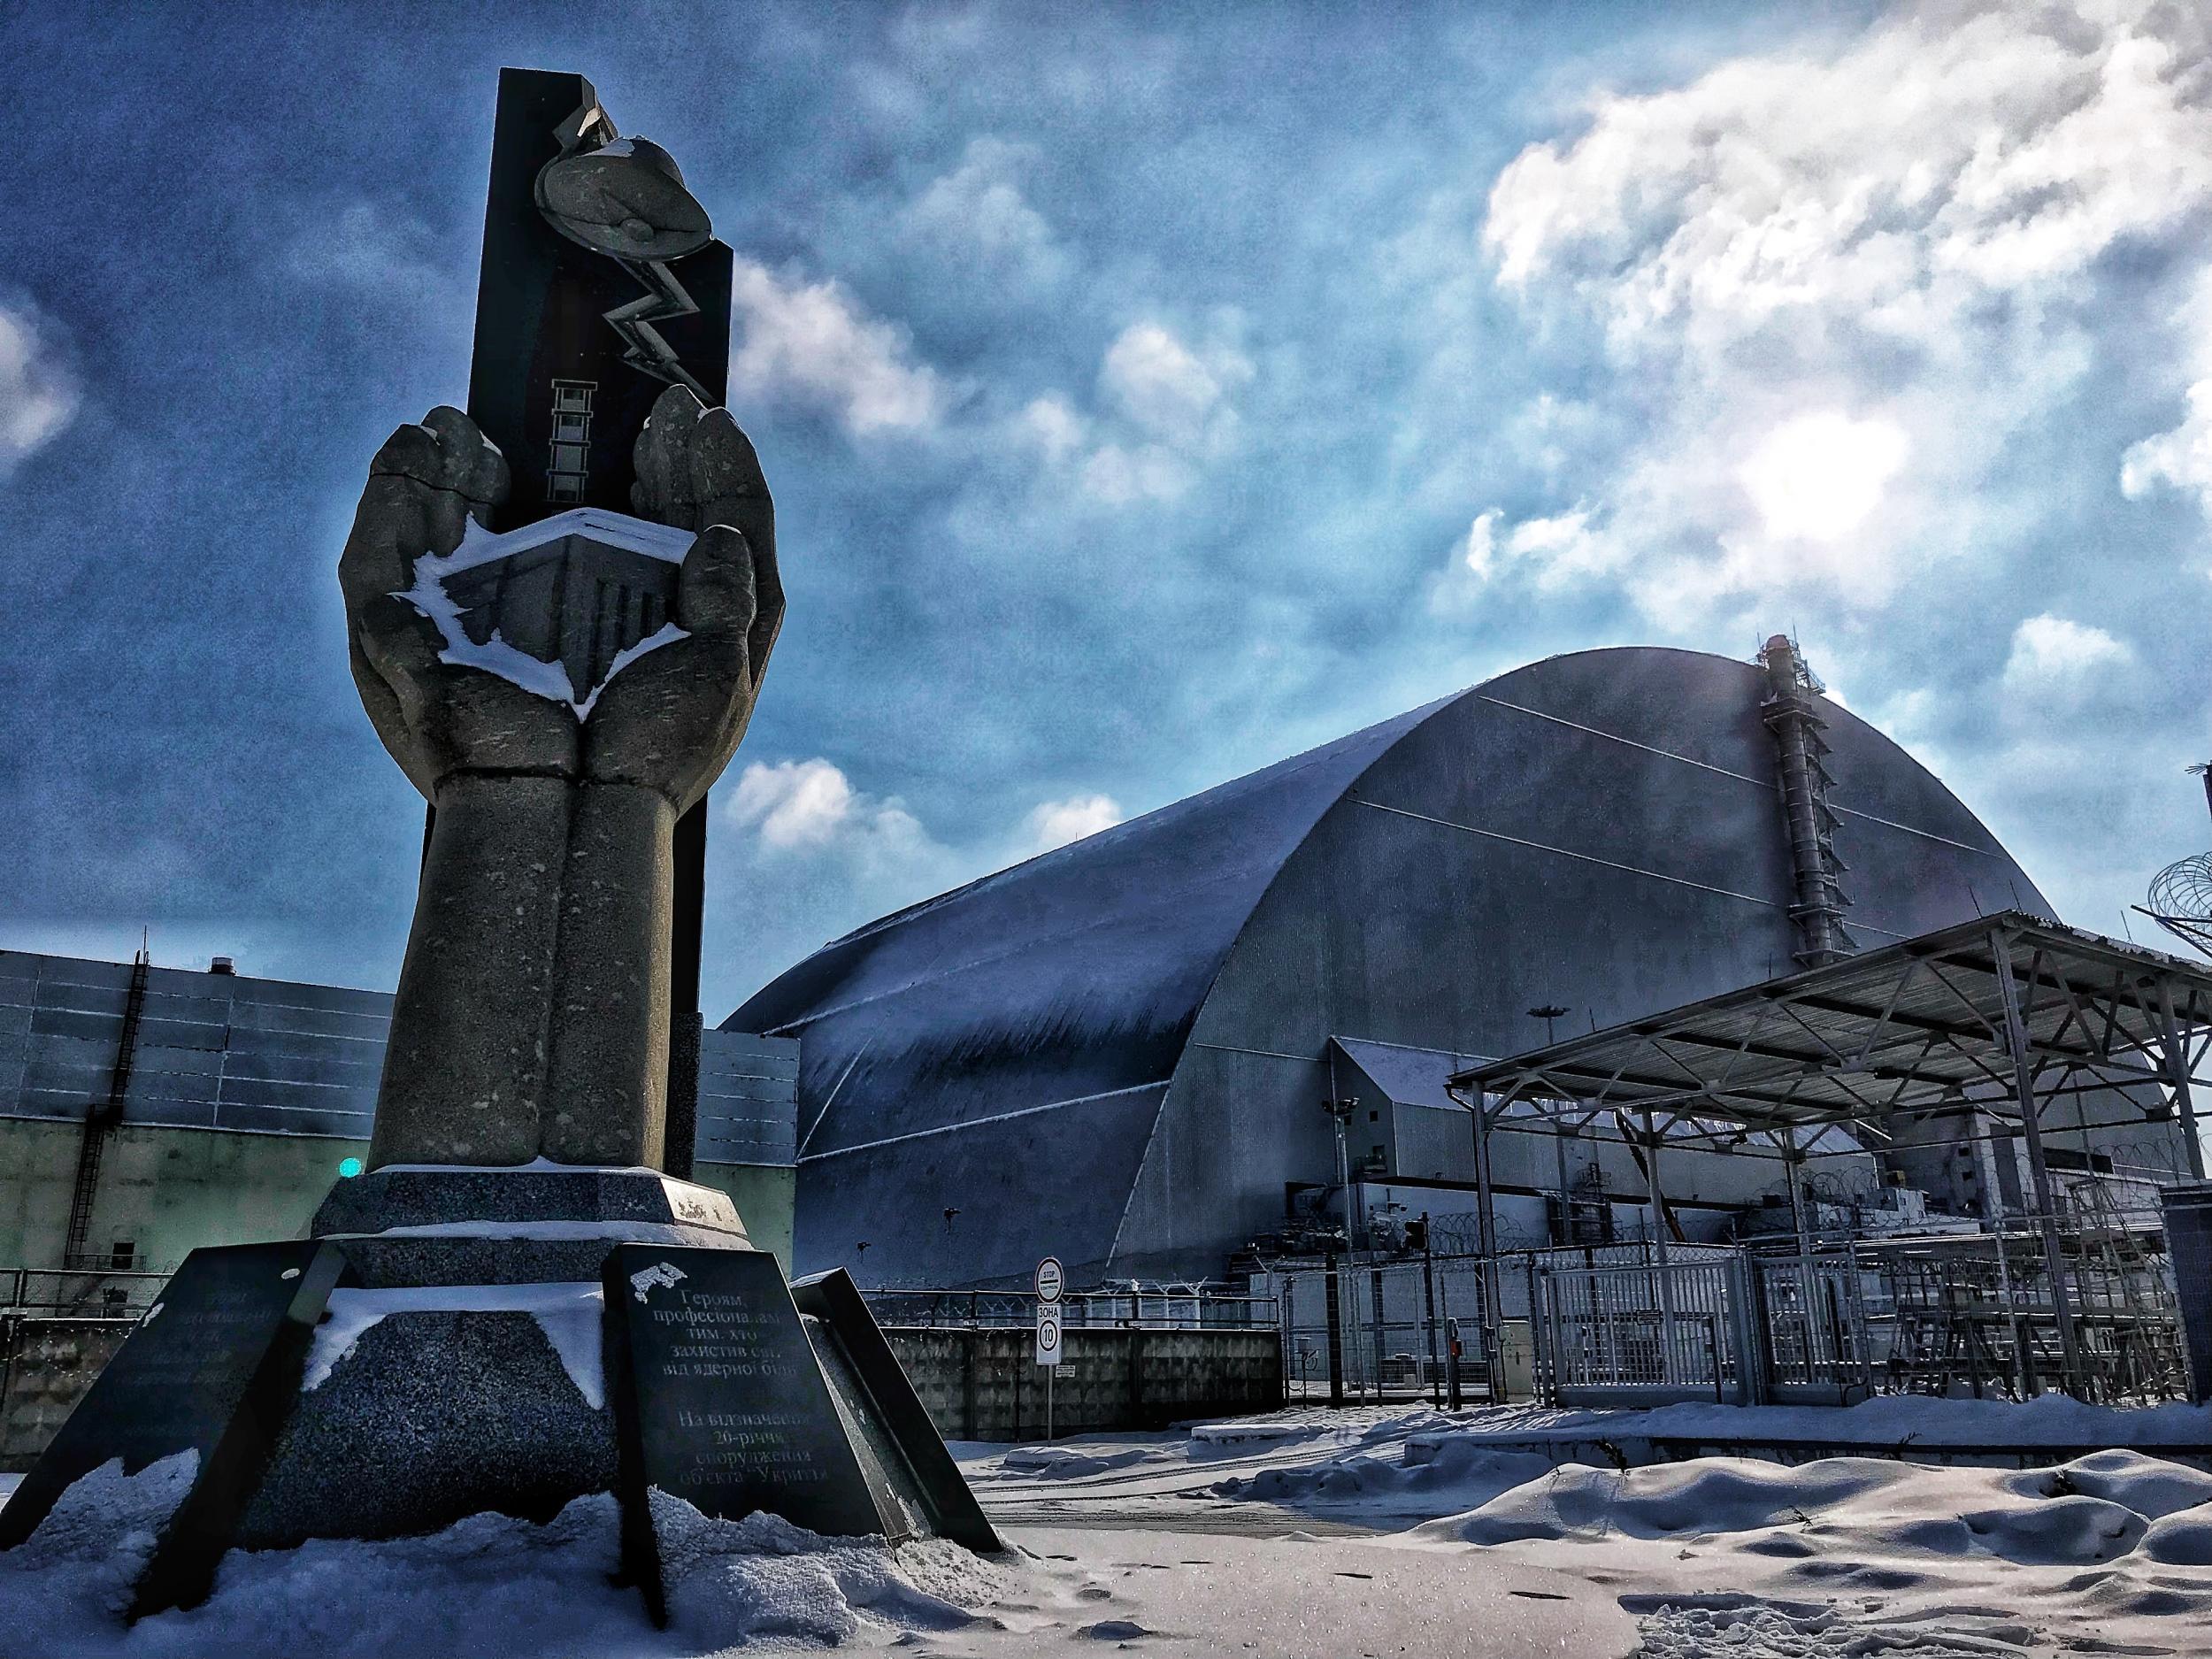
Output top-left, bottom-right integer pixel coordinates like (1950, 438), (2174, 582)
(695, 1032), (800, 1167)
(0, 949), (795, 1162)
(0, 955), (386, 1140)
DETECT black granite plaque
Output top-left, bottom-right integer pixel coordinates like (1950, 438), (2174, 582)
(602, 1245), (887, 1625)
(791, 1269), (1000, 1554)
(0, 1240), (345, 1617)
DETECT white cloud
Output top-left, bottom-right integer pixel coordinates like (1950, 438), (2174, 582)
(286, 198), (447, 300)
(1476, 1), (2212, 625)
(1432, 504), (1624, 613)
(1501, 507), (1620, 590)
(725, 758), (935, 872)
(2122, 380), (2212, 514)
(721, 762), (1137, 921)
(1079, 442), (1193, 505)
(1008, 322), (1254, 506)
(728, 260), (942, 436)
(1098, 321), (1252, 446)
(904, 138), (1068, 287)
(1459, 511), (1499, 581)
(0, 299), (78, 470)
(2000, 614), (2135, 699)
(1738, 412), (1909, 544)
(1015, 395), (1087, 462)
(1486, 10), (2212, 342)
(1021, 793), (1122, 855)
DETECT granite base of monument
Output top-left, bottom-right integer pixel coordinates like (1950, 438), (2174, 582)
(0, 1240), (345, 1617)
(0, 1179), (997, 1627)
(238, 1165), (757, 1547)
(311, 1164), (757, 1284)
(234, 1292), (622, 1549)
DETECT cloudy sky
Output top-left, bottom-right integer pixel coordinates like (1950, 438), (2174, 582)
(3, 0), (2208, 1015)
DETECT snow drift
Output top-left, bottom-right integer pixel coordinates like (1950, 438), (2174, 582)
(1420, 1448), (2212, 1575)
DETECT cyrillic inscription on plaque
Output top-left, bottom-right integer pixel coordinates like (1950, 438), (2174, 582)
(602, 1245), (882, 1540)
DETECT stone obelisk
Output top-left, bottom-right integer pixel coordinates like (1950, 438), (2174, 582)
(249, 60), (786, 1540)
(0, 70), (993, 1622)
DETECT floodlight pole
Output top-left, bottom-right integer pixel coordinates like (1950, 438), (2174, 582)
(1989, 925), (2085, 1395)
(1324, 1094), (1364, 1402)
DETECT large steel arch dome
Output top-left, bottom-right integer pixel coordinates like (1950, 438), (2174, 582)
(727, 646), (2051, 1286)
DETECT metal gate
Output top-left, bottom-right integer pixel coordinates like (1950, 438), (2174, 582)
(1535, 1252), (1760, 1405)
(1254, 1256), (1492, 1402)
(1754, 1251), (1874, 1401)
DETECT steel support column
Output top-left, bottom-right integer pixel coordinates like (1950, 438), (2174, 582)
(1471, 1094), (1503, 1401)
(2158, 982), (2207, 1181)
(1783, 1124), (1819, 1379)
(1783, 1126), (1814, 1259)
(1989, 926), (2084, 1393)
(1644, 1110), (1679, 1385)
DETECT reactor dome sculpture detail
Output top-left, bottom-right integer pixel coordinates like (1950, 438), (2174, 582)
(530, 100), (718, 406)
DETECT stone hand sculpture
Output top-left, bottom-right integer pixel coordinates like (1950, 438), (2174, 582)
(339, 388), (781, 1171)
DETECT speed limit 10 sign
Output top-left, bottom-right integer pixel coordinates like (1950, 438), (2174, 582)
(1034, 1256), (1064, 1367)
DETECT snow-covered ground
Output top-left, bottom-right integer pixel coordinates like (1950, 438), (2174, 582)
(959, 1398), (2212, 1655)
(2, 1398), (2208, 1655)
(0, 1441), (1631, 1658)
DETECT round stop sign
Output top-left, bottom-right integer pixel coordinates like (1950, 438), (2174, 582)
(1033, 1256), (1064, 1302)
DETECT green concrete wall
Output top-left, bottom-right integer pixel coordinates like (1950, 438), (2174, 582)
(695, 1159), (795, 1271)
(0, 1120), (797, 1279)
(0, 1119), (363, 1273)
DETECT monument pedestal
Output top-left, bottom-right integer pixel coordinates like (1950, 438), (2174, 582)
(2, 1167), (997, 1620)
(234, 1165), (757, 1548)
(311, 1164), (755, 1284)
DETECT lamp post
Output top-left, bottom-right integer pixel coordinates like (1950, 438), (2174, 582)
(1527, 1004), (1569, 1047)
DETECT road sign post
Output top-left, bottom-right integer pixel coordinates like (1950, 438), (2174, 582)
(1034, 1256), (1064, 1441)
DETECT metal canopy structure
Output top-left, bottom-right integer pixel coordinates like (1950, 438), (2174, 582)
(1447, 912), (2212, 1397)
(1451, 913), (2209, 1162)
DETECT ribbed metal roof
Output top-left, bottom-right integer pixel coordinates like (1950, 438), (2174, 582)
(1452, 913), (2212, 1137)
(730, 690), (1459, 1155)
(728, 645), (2062, 1285)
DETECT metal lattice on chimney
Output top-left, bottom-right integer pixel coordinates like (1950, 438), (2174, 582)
(1759, 634), (1855, 969)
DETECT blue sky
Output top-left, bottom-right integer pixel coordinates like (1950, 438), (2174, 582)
(3, 1), (2208, 1017)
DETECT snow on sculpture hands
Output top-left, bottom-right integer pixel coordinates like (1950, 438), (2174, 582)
(339, 386), (782, 813)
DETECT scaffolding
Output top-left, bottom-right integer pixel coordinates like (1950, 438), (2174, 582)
(1450, 913), (2212, 1404)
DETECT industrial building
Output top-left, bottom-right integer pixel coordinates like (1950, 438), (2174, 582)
(729, 643), (2203, 1292)
(0, 951), (800, 1279)
(4, 640), (2200, 1340)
